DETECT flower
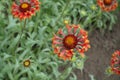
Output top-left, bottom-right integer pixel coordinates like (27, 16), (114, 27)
(97, 0), (118, 12)
(12, 0), (40, 20)
(23, 59), (31, 67)
(110, 50), (120, 75)
(52, 24), (90, 60)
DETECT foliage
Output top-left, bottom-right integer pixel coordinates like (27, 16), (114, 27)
(0, 0), (118, 80)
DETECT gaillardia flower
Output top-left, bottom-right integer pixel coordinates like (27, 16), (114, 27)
(52, 24), (90, 60)
(97, 0), (118, 12)
(111, 50), (120, 75)
(23, 59), (31, 67)
(12, 0), (40, 20)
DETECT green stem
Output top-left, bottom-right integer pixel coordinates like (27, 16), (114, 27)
(57, 62), (72, 80)
(103, 75), (111, 80)
(81, 70), (83, 80)
(14, 19), (27, 53)
(55, 0), (71, 24)
(82, 68), (91, 80)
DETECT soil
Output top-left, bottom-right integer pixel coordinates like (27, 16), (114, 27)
(75, 14), (120, 80)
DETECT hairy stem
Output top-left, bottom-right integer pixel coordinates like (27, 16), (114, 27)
(14, 19), (27, 53)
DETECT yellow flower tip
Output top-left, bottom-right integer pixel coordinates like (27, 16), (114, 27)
(80, 53), (85, 58)
(85, 40), (90, 43)
(112, 53), (116, 57)
(76, 24), (80, 28)
(64, 20), (69, 24)
(52, 45), (54, 48)
(88, 45), (91, 48)
(70, 49), (74, 52)
(39, 1), (42, 4)
(78, 25), (81, 28)
(69, 58), (72, 60)
(86, 31), (88, 34)
(72, 24), (81, 29)
(63, 57), (67, 61)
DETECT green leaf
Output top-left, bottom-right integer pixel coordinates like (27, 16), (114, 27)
(59, 67), (72, 80)
(89, 74), (96, 80)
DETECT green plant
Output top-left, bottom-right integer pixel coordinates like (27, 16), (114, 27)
(0, 0), (119, 80)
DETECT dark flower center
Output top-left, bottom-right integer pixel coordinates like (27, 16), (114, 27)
(23, 60), (30, 67)
(63, 34), (77, 49)
(103, 0), (113, 6)
(19, 2), (31, 12)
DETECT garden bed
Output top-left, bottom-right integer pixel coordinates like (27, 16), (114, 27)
(75, 14), (120, 80)
(0, 0), (120, 80)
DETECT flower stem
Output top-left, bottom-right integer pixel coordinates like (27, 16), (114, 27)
(14, 19), (27, 53)
(56, 0), (71, 24)
(83, 68), (91, 80)
(57, 62), (72, 80)
(81, 70), (83, 80)
(103, 75), (111, 80)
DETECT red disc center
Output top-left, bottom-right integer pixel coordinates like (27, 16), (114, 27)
(19, 2), (31, 12)
(103, 0), (113, 6)
(63, 34), (77, 49)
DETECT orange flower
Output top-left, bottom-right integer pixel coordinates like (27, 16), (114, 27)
(52, 24), (90, 60)
(97, 0), (118, 12)
(110, 50), (120, 75)
(12, 0), (40, 20)
(23, 59), (31, 67)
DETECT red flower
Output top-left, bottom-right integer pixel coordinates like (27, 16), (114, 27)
(12, 0), (40, 20)
(52, 24), (90, 60)
(110, 50), (120, 75)
(97, 0), (118, 12)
